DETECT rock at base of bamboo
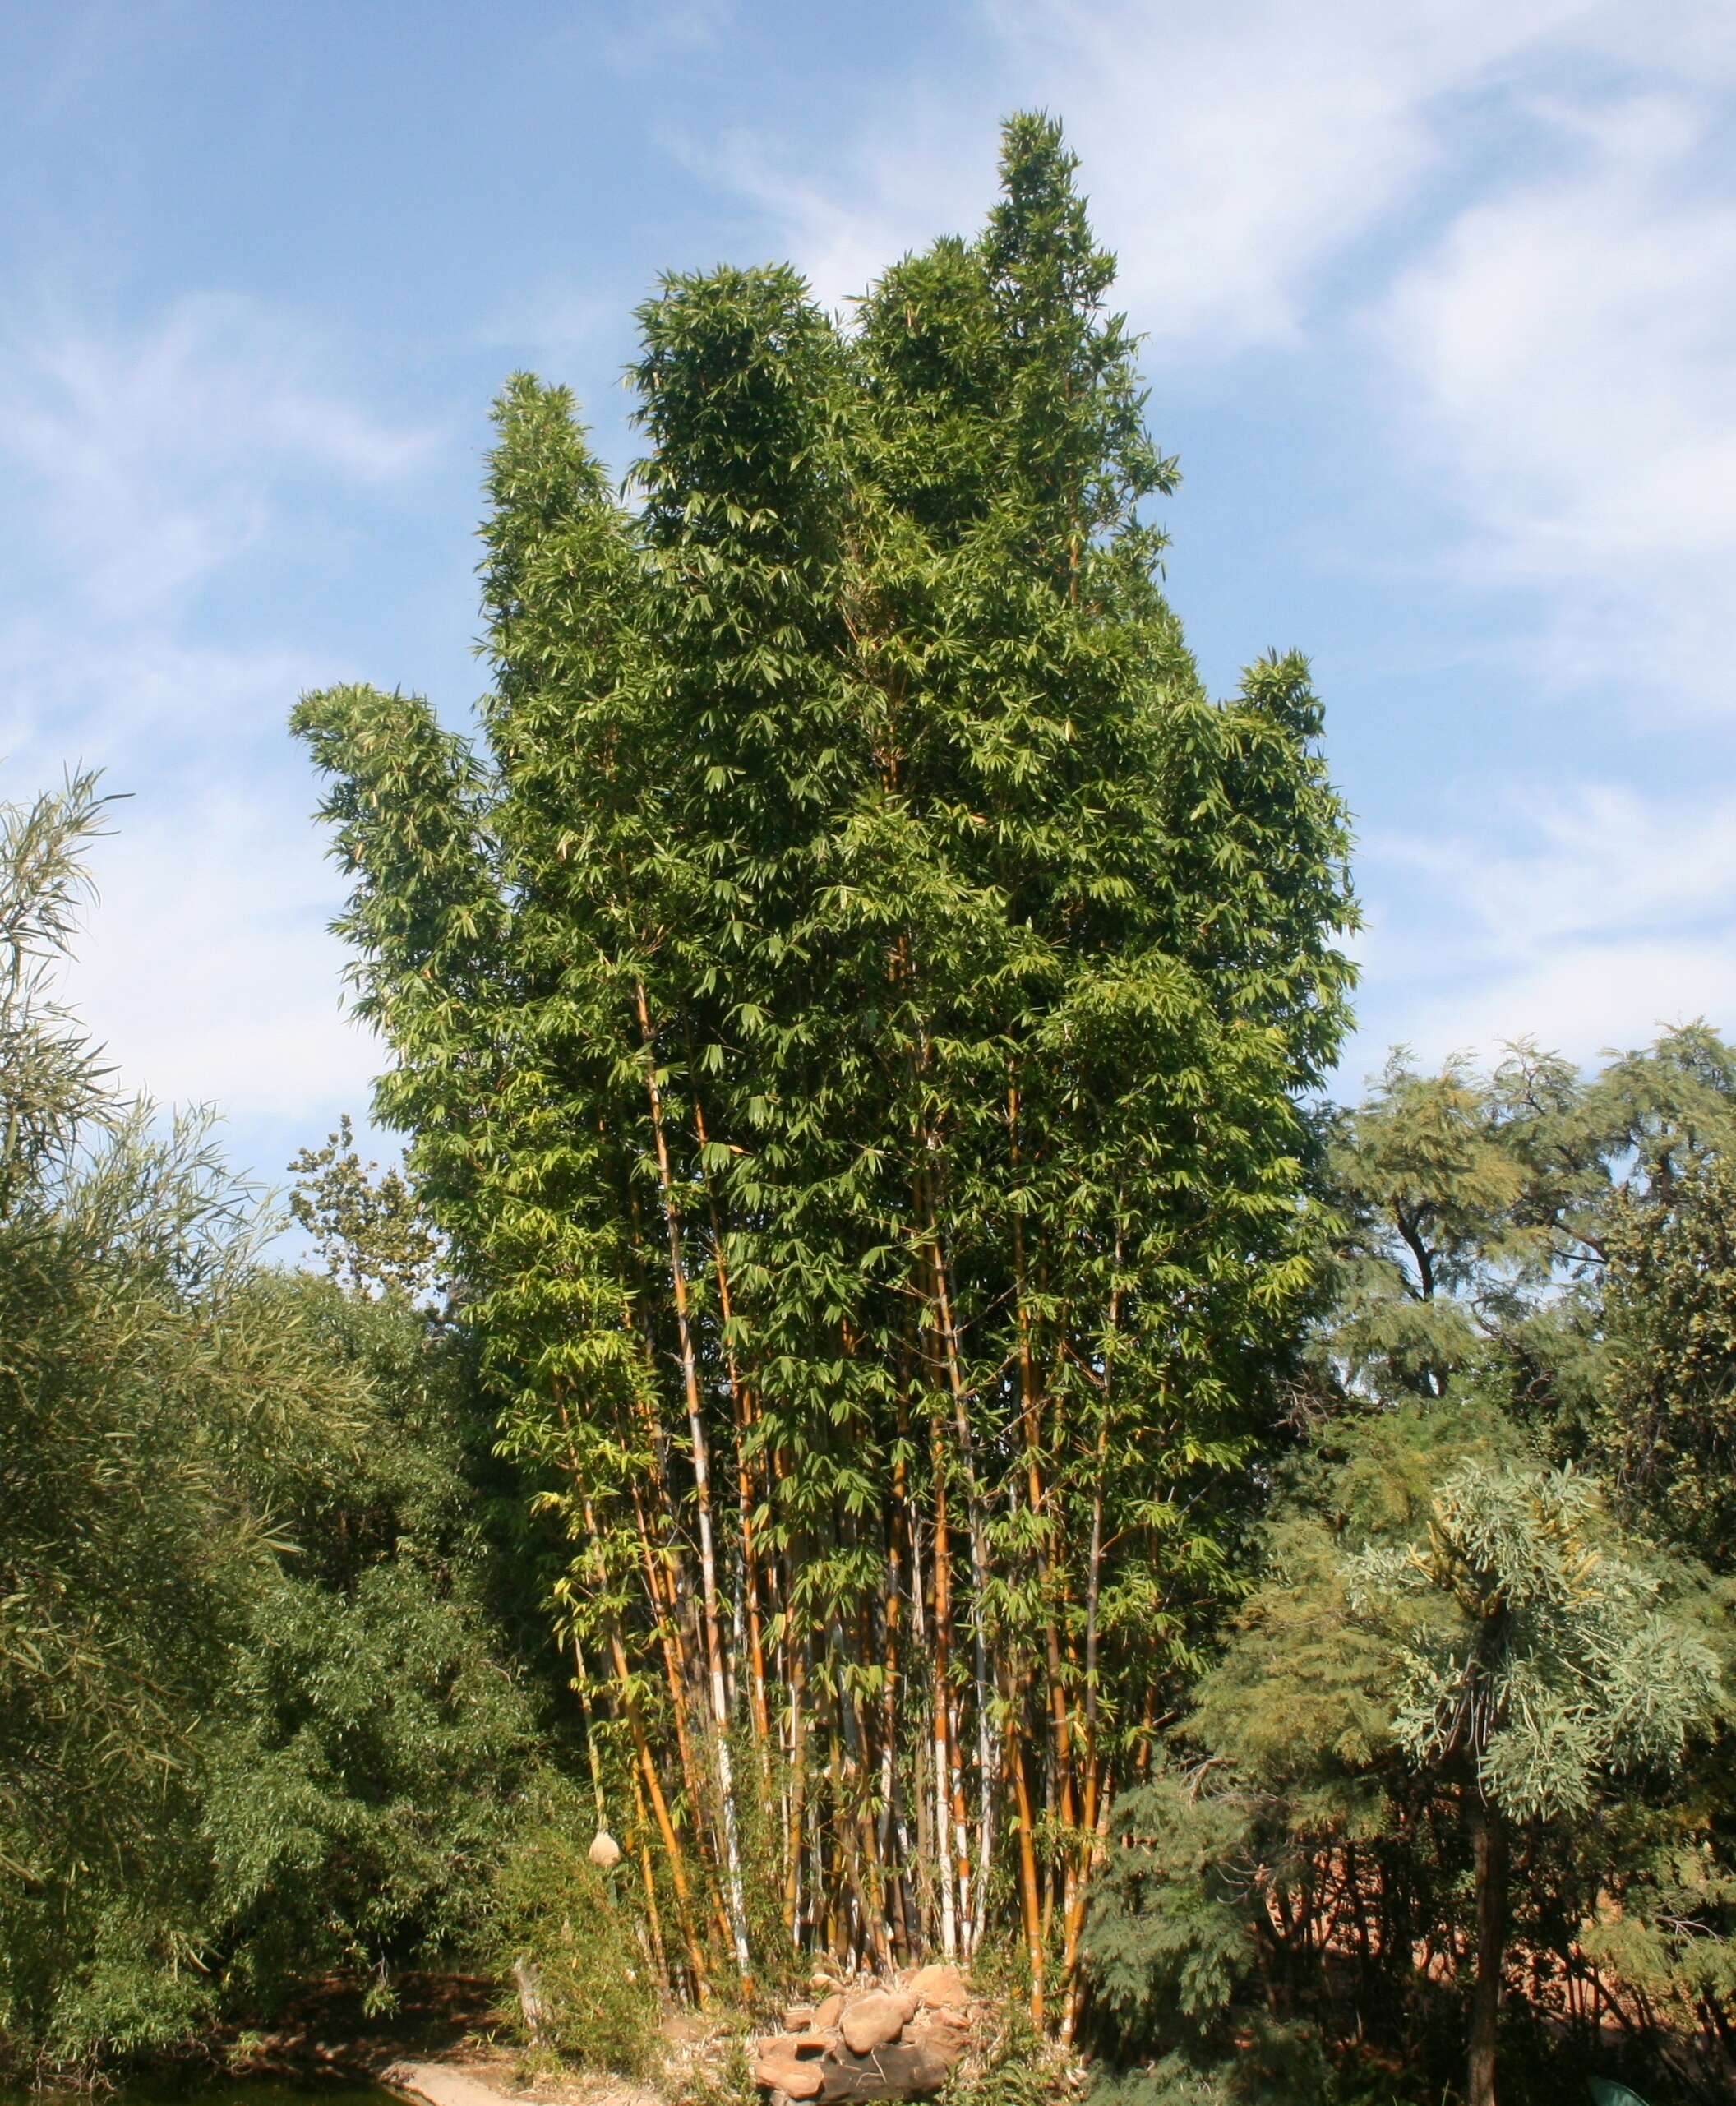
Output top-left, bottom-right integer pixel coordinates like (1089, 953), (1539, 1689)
(750, 1965), (975, 2101)
(838, 1989), (918, 2055)
(907, 1962), (968, 2011)
(754, 2050), (825, 2099)
(816, 2041), (953, 2103)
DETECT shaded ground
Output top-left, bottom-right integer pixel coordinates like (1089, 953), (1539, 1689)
(216, 1974), (714, 2106)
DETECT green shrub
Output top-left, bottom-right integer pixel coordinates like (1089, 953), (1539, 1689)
(485, 1813), (662, 2080)
(1084, 2017), (1331, 2106)
(943, 2008), (1075, 2106)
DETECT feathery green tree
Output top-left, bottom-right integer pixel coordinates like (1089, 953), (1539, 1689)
(1080, 1408), (1721, 2106)
(1597, 1101), (1736, 1571)
(1080, 1032), (1736, 2105)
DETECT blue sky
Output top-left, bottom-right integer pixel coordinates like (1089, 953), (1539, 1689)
(3, 0), (1734, 1189)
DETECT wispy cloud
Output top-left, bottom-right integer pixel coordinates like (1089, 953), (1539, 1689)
(1350, 780), (1736, 1073)
(690, 0), (1597, 343)
(980, 0), (1588, 353)
(1372, 87), (1736, 714)
(0, 293), (440, 621)
(0, 292), (437, 1149)
(561, 0), (736, 76)
(1373, 783), (1736, 954)
(0, 623), (330, 758)
(478, 279), (623, 367)
(694, 2), (1736, 706)
(1355, 934), (1736, 1082)
(67, 778), (381, 1125)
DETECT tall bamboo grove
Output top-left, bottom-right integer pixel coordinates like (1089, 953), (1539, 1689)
(293, 117), (1357, 2020)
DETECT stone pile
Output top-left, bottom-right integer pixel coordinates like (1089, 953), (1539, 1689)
(751, 1965), (974, 2103)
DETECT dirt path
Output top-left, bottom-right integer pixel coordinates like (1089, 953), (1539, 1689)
(380, 2048), (664, 2106)
(216, 1974), (672, 2106)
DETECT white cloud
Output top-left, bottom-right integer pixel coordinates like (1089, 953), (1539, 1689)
(1350, 780), (1736, 1074)
(0, 632), (377, 1137)
(0, 293), (434, 1152)
(0, 293), (440, 621)
(1352, 934), (1736, 1082)
(981, 0), (1586, 352)
(0, 622), (328, 757)
(1371, 86), (1736, 711)
(696, 2), (1736, 716)
(561, 0), (736, 76)
(478, 280), (621, 366)
(694, 0), (1598, 344)
(1374, 783), (1736, 954)
(65, 782), (379, 1125)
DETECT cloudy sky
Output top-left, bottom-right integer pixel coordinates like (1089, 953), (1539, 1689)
(2, 0), (1733, 1188)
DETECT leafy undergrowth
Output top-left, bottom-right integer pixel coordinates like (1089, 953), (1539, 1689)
(484, 1822), (663, 2085)
(942, 2008), (1083, 2106)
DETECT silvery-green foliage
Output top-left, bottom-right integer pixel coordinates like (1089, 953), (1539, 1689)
(1083, 1391), (1731, 2104)
(1346, 1459), (1719, 1822)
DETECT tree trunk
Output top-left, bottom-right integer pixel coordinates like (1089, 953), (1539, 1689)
(1467, 1794), (1509, 2106)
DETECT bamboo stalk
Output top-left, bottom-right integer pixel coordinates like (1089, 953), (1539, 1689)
(1007, 1668), (1047, 2025)
(784, 1615), (810, 1946)
(881, 1430), (912, 1961)
(923, 1194), (995, 1959)
(1009, 1079), (1079, 1923)
(572, 1633), (609, 1831)
(930, 1409), (958, 1961)
(604, 1618), (709, 2000)
(1060, 1231), (1126, 2022)
(946, 1679), (973, 1955)
(1060, 1387), (1115, 2009)
(627, 1753), (672, 1992)
(690, 1079), (774, 1768)
(635, 979), (751, 1978)
(629, 1480), (709, 1871)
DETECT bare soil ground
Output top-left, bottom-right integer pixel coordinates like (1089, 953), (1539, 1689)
(215, 1973), (727, 2106)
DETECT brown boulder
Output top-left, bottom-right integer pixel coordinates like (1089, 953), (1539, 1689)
(758, 2034), (829, 2061)
(838, 1988), (918, 2054)
(906, 2016), (968, 2071)
(907, 1962), (968, 2011)
(755, 2050), (824, 2099)
(816, 2040), (951, 2103)
(812, 1992), (845, 2030)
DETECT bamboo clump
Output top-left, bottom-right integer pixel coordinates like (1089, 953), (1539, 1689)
(291, 115), (1356, 2025)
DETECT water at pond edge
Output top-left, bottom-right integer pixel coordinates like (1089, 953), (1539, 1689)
(2, 2084), (395, 2106)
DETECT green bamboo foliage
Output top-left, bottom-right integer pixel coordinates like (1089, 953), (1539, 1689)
(292, 114), (1357, 2015)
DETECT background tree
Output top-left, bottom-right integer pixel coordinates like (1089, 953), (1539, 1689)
(288, 1112), (441, 1301)
(1320, 1026), (1736, 1434)
(1083, 1030), (1736, 2106)
(1081, 1407), (1723, 2106)
(1596, 1113), (1736, 1568)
